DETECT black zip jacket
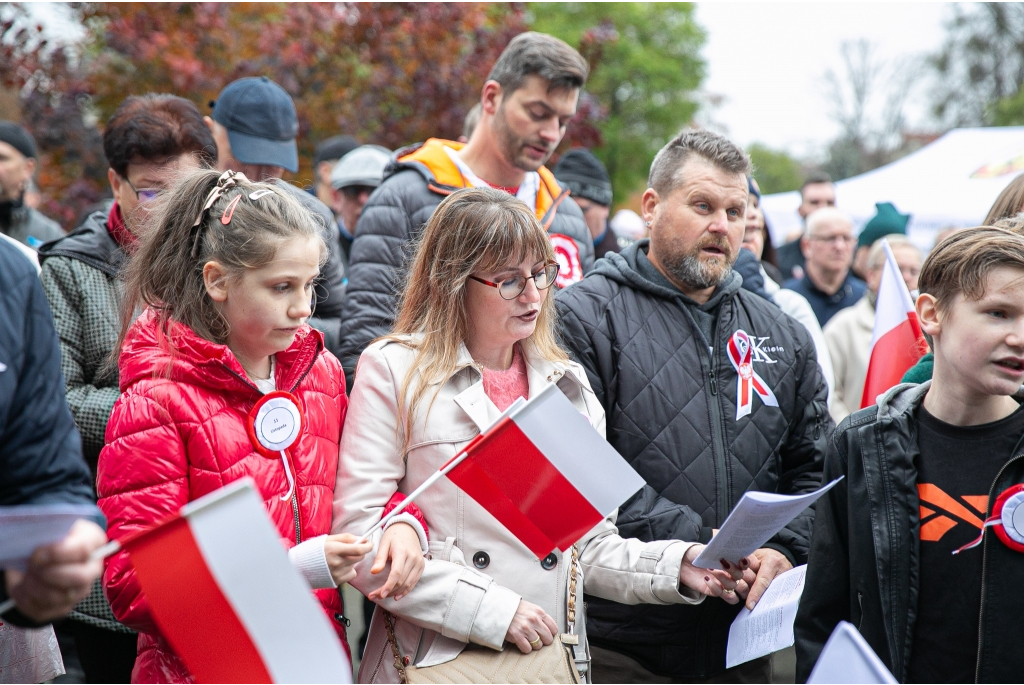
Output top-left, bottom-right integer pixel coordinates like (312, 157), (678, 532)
(794, 381), (1024, 683)
(556, 241), (829, 678)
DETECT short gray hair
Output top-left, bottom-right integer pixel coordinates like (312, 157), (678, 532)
(647, 129), (751, 197)
(487, 32), (588, 94)
(805, 207), (853, 237)
(867, 234), (919, 271)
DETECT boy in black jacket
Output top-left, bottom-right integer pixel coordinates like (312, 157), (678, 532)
(795, 227), (1024, 683)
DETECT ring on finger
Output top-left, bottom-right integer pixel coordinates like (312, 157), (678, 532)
(529, 637), (543, 650)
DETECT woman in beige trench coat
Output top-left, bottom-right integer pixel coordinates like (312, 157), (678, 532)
(333, 189), (748, 683)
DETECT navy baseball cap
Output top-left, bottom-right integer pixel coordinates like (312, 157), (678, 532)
(212, 76), (299, 173)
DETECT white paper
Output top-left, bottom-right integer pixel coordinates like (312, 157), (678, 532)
(808, 621), (897, 684)
(726, 565), (806, 668)
(0, 504), (100, 571)
(693, 478), (842, 570)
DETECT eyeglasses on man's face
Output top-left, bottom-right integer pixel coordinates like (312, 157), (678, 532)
(469, 262), (560, 300)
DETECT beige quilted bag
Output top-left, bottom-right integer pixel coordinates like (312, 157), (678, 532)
(384, 547), (583, 684)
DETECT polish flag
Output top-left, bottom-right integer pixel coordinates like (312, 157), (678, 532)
(860, 239), (929, 408)
(445, 383), (646, 558)
(121, 479), (351, 684)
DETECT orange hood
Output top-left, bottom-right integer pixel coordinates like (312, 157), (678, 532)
(396, 138), (568, 225)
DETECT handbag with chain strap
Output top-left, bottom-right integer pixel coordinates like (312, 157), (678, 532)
(383, 546), (584, 684)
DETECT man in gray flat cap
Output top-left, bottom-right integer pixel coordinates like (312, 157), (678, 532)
(330, 145), (391, 270)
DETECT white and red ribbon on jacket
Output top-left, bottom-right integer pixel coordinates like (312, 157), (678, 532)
(726, 329), (779, 420)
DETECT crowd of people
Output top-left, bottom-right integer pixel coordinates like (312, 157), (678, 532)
(2, 29), (1024, 685)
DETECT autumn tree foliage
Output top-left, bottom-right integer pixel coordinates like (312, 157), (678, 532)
(2, 5), (107, 227)
(82, 3), (526, 163)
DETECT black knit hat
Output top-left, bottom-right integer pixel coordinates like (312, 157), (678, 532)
(0, 121), (37, 159)
(313, 135), (359, 167)
(553, 148), (612, 206)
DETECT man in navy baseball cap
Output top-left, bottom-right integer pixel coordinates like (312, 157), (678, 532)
(204, 76), (349, 346)
(208, 76), (299, 174)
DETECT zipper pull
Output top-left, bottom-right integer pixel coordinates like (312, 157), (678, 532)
(709, 369), (718, 395)
(813, 406), (822, 439)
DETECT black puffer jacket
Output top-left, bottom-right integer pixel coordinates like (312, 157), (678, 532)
(794, 382), (1024, 683)
(337, 139), (594, 388)
(556, 241), (829, 678)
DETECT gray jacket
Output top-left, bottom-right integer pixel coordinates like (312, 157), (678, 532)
(0, 202), (64, 248)
(556, 241), (830, 678)
(38, 210), (134, 634)
(337, 140), (594, 388)
(39, 210), (123, 471)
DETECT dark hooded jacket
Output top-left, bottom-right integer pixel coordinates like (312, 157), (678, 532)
(337, 138), (594, 388)
(0, 237), (99, 627)
(556, 240), (830, 678)
(794, 382), (1024, 683)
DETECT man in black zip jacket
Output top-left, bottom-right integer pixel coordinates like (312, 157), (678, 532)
(795, 227), (1024, 683)
(557, 129), (829, 681)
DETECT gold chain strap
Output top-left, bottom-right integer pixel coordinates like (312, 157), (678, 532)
(383, 610), (410, 683)
(567, 545), (579, 631)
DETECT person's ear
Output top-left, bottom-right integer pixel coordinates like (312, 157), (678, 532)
(481, 81), (503, 116)
(107, 168), (125, 202)
(23, 157), (35, 182)
(640, 188), (659, 229)
(800, 234), (811, 259)
(204, 116), (215, 134)
(917, 293), (942, 339)
(316, 161), (332, 184)
(203, 261), (230, 303)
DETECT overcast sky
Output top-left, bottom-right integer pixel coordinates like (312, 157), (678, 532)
(25, 2), (954, 160)
(695, 2), (952, 158)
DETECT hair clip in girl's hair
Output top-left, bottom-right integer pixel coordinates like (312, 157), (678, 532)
(249, 189), (274, 200)
(194, 170), (249, 227)
(220, 194), (242, 225)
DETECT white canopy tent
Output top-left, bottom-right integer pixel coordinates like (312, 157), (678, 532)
(761, 127), (1024, 251)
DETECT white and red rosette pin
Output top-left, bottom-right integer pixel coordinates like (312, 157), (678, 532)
(726, 329), (779, 420)
(955, 483), (1024, 554)
(246, 391), (305, 501)
(548, 233), (583, 288)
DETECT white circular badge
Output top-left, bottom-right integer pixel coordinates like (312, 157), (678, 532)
(254, 396), (301, 452)
(1002, 490), (1024, 545)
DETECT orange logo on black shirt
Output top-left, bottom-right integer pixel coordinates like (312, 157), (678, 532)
(918, 484), (988, 542)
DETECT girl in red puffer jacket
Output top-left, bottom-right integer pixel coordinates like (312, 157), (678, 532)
(97, 170), (427, 684)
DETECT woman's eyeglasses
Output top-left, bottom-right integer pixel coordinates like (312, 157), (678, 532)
(123, 176), (163, 204)
(469, 262), (560, 300)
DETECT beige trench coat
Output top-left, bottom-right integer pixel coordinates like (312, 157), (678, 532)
(334, 336), (702, 683)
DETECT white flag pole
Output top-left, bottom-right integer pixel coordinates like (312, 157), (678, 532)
(357, 395), (529, 543)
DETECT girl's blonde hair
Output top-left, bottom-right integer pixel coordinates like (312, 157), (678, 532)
(389, 187), (567, 444)
(114, 169), (327, 364)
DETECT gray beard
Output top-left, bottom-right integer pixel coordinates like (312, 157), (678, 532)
(666, 253), (733, 290)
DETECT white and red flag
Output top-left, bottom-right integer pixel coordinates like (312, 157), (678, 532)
(860, 239), (929, 408)
(443, 383), (645, 558)
(121, 479), (351, 684)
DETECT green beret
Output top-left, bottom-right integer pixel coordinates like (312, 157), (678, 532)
(858, 202), (910, 248)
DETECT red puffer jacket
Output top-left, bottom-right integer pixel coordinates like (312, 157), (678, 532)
(97, 310), (416, 684)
